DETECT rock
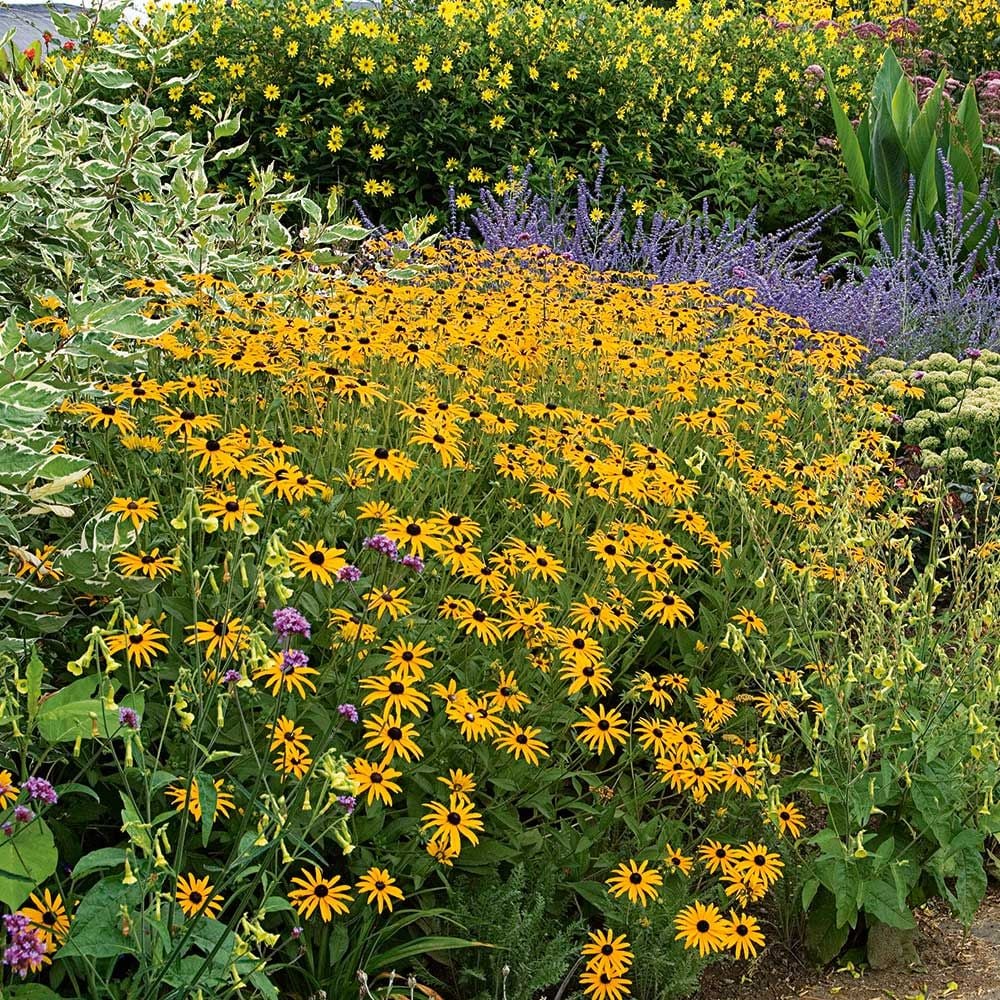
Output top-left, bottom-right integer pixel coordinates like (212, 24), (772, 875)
(866, 920), (921, 971)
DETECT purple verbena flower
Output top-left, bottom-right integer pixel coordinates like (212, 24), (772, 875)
(336, 794), (357, 815)
(336, 564), (362, 583)
(2, 914), (48, 978)
(281, 649), (309, 675)
(272, 606), (312, 640)
(12, 806), (34, 824)
(1, 822), (12, 836)
(337, 703), (359, 723)
(400, 554), (424, 573)
(362, 534), (399, 560)
(118, 707), (140, 730)
(291, 926), (303, 939)
(22, 777), (57, 805)
(222, 669), (242, 684)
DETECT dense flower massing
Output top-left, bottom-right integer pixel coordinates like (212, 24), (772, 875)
(9, 243), (904, 996)
(97, 0), (888, 219)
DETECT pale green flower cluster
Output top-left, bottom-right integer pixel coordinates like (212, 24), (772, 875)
(869, 351), (1000, 479)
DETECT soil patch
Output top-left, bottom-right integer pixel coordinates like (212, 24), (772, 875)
(697, 890), (1000, 1000)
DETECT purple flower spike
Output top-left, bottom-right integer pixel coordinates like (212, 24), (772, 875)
(118, 707), (141, 730)
(272, 606), (312, 640)
(281, 649), (309, 675)
(3, 914), (48, 978)
(23, 776), (57, 805)
(401, 554), (424, 574)
(337, 703), (359, 723)
(362, 534), (399, 560)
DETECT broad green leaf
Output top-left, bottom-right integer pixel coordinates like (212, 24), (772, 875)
(825, 70), (873, 210)
(72, 847), (127, 879)
(860, 878), (916, 930)
(0, 820), (58, 909)
(85, 67), (136, 90)
(60, 878), (142, 958)
(956, 84), (984, 177)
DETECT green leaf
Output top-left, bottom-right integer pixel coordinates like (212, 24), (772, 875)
(85, 67), (136, 91)
(804, 887), (850, 964)
(195, 771), (217, 848)
(368, 936), (487, 974)
(0, 380), (66, 431)
(0, 820), (58, 909)
(213, 116), (242, 140)
(26, 650), (43, 726)
(60, 878), (142, 958)
(956, 84), (984, 177)
(860, 878), (915, 930)
(0, 316), (21, 361)
(72, 847), (128, 879)
(568, 880), (610, 910)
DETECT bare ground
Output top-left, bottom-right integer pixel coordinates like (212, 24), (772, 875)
(697, 889), (1000, 1000)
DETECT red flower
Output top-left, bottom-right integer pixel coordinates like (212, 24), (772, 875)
(62, 41), (75, 52)
(23, 47), (36, 61)
(43, 31), (53, 43)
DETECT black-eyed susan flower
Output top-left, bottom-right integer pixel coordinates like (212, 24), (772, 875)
(287, 540), (347, 586)
(269, 716), (312, 756)
(574, 705), (629, 755)
(106, 619), (169, 668)
(578, 968), (632, 1000)
(640, 589), (695, 627)
(166, 779), (236, 823)
(288, 866), (352, 921)
(732, 842), (784, 890)
(359, 670), (429, 716)
(382, 638), (435, 679)
(605, 859), (662, 906)
(199, 492), (263, 532)
(721, 911), (766, 959)
(113, 548), (179, 579)
(493, 722), (549, 765)
(184, 615), (250, 660)
(255, 650), (320, 698)
(674, 901), (727, 956)
(436, 768), (475, 804)
(731, 607), (768, 635)
(105, 496), (159, 530)
(698, 839), (738, 876)
(0, 770), (19, 808)
(351, 446), (416, 482)
(362, 712), (423, 763)
(580, 928), (633, 976)
(176, 874), (224, 919)
(771, 801), (806, 839)
(18, 890), (70, 947)
(355, 867), (404, 913)
(346, 757), (403, 807)
(420, 794), (484, 855)
(664, 844), (693, 876)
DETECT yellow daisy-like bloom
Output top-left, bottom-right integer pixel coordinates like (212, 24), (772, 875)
(420, 794), (484, 856)
(288, 866), (352, 921)
(287, 539), (347, 586)
(184, 615), (250, 660)
(254, 650), (320, 699)
(0, 770), (20, 808)
(355, 866), (405, 913)
(166, 778), (236, 823)
(176, 873), (224, 919)
(105, 496), (159, 530)
(574, 705), (629, 755)
(605, 859), (663, 906)
(18, 889), (71, 947)
(106, 619), (169, 668)
(674, 900), (727, 956)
